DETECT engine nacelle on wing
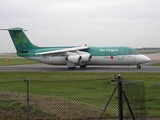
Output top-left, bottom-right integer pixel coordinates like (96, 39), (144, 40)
(66, 55), (82, 64)
(80, 53), (92, 62)
(74, 51), (92, 62)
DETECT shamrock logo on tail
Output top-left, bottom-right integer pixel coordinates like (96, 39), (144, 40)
(14, 32), (28, 46)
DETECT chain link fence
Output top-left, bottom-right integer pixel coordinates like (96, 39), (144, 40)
(0, 77), (160, 120)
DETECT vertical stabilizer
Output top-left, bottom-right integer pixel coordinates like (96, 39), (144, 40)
(7, 28), (38, 51)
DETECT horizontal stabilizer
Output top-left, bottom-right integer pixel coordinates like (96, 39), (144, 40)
(0, 28), (27, 31)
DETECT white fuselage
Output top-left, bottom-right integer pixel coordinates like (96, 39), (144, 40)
(26, 54), (151, 66)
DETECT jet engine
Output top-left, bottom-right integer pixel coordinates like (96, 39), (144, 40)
(74, 51), (92, 62)
(80, 53), (92, 62)
(66, 55), (82, 64)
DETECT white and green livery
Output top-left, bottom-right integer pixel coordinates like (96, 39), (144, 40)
(1, 28), (151, 69)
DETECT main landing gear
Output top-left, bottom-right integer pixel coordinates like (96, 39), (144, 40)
(137, 65), (141, 69)
(68, 67), (76, 69)
(68, 65), (87, 69)
(80, 65), (87, 69)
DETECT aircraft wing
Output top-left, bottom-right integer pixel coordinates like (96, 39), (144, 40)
(35, 46), (89, 55)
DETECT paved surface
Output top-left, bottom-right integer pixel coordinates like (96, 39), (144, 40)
(0, 64), (160, 72)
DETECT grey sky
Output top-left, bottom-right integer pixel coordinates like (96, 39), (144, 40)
(0, 0), (160, 52)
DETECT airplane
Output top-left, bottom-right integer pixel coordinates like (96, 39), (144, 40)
(1, 27), (151, 69)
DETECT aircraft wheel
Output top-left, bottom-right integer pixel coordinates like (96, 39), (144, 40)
(68, 67), (76, 69)
(80, 65), (87, 69)
(137, 65), (141, 69)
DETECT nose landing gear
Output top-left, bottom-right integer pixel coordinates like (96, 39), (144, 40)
(137, 65), (141, 69)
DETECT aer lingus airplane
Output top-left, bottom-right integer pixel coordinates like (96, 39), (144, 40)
(1, 28), (151, 69)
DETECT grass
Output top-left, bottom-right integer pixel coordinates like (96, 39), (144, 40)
(0, 58), (38, 66)
(0, 95), (58, 119)
(138, 49), (160, 54)
(139, 51), (160, 54)
(151, 62), (160, 66)
(0, 72), (160, 82)
(0, 72), (160, 119)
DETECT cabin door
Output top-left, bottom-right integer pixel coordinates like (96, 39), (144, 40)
(118, 50), (124, 60)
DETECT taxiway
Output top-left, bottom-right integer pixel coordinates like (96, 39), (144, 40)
(0, 64), (160, 72)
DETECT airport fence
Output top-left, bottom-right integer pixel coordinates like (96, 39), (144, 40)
(0, 77), (160, 120)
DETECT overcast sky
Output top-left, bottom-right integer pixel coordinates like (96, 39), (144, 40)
(0, 0), (160, 53)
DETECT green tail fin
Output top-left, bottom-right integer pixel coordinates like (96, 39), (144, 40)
(8, 28), (38, 51)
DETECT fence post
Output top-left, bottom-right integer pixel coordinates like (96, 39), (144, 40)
(24, 77), (30, 120)
(117, 74), (123, 120)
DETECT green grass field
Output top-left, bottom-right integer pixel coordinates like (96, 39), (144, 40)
(0, 72), (160, 119)
(151, 62), (160, 66)
(0, 53), (160, 119)
(0, 58), (38, 66)
(0, 72), (160, 82)
(137, 49), (160, 54)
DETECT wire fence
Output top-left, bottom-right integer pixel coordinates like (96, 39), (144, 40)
(0, 77), (160, 120)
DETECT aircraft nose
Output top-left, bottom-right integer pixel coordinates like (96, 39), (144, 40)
(143, 55), (151, 62)
(136, 54), (151, 64)
(140, 55), (151, 63)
